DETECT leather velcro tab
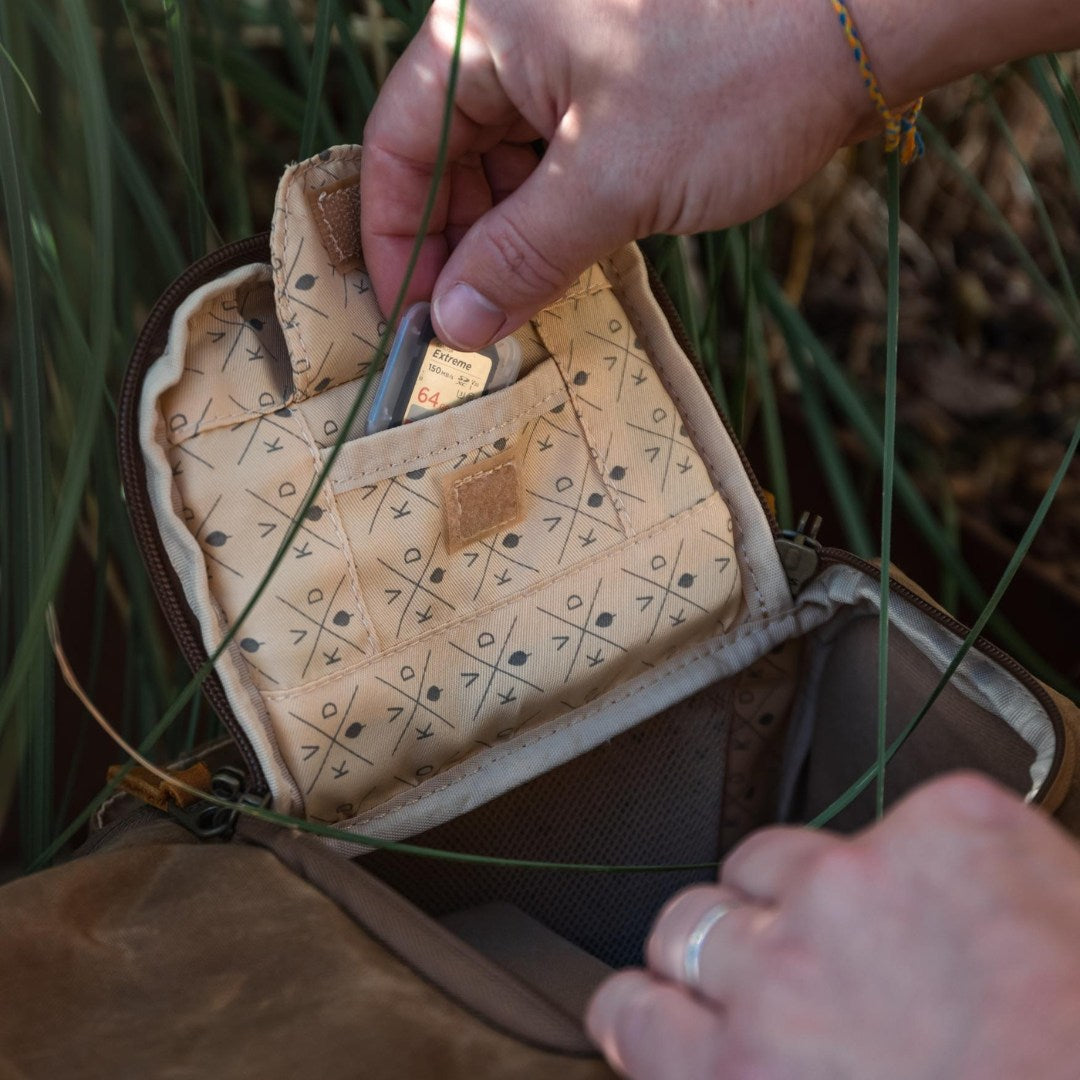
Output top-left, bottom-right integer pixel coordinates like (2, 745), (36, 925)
(441, 447), (525, 552)
(306, 175), (363, 273)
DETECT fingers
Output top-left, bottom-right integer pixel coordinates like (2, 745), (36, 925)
(644, 884), (773, 1007)
(586, 970), (724, 1080)
(722, 826), (844, 900)
(430, 138), (628, 349)
(481, 141), (540, 206)
(886, 771), (1027, 830)
(360, 7), (521, 318)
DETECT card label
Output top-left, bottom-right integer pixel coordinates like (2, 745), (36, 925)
(403, 342), (495, 422)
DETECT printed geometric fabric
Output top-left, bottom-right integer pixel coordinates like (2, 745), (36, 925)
(272, 146), (549, 401)
(150, 147), (747, 821)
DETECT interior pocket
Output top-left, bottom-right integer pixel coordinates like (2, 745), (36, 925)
(140, 148), (795, 832)
(362, 583), (1057, 970)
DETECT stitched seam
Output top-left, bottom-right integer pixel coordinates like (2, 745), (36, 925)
(167, 400), (274, 445)
(164, 269), (297, 445)
(275, 147), (364, 396)
(292, 409), (382, 655)
(545, 281), (610, 308)
(315, 190), (349, 265)
(606, 253), (768, 622)
(329, 387), (566, 487)
(349, 602), (775, 827)
(208, 589), (308, 819)
(261, 492), (725, 701)
(541, 328), (635, 538)
(450, 462), (520, 541)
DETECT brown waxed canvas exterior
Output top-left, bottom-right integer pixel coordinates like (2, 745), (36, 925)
(0, 818), (614, 1080)
(1044, 684), (1080, 831)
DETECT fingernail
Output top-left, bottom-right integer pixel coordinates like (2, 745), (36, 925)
(432, 283), (506, 350)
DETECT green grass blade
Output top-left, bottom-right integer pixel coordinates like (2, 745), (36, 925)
(774, 321), (874, 555)
(728, 225), (791, 528)
(758, 270), (1075, 696)
(749, 322), (792, 530)
(113, 1), (219, 250)
(922, 116), (1080, 348)
(811, 410), (1080, 828)
(981, 74), (1080, 325)
(0, 26), (51, 860)
(0, 0), (114, 863)
(700, 230), (731, 417)
(162, 0), (207, 258)
(268, 0), (340, 149)
(729, 225), (753, 440)
(1047, 55), (1080, 139)
(269, 0), (313, 81)
(299, 0), (335, 159)
(110, 120), (186, 280)
(333, 2), (378, 123)
(197, 40), (308, 132)
(0, 34), (39, 112)
(937, 482), (961, 615)
(875, 153), (901, 819)
(1027, 57), (1080, 199)
(198, 0), (254, 239)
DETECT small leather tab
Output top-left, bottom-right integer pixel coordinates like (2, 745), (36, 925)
(307, 176), (364, 272)
(107, 762), (213, 812)
(442, 447), (524, 552)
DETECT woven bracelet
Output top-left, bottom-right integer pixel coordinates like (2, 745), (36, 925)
(830, 0), (925, 164)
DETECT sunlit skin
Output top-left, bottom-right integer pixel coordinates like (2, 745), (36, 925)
(361, 0), (1080, 350)
(361, 2), (1080, 1076)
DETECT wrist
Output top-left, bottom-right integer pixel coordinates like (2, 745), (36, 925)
(839, 0), (1080, 115)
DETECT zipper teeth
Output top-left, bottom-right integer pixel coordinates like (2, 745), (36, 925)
(819, 547), (1067, 801)
(118, 233), (272, 793)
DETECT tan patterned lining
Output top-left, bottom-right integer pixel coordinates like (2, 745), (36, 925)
(147, 147), (750, 822)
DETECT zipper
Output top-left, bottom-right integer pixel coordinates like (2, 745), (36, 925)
(168, 765), (271, 840)
(818, 545), (1066, 804)
(118, 232), (273, 793)
(776, 511), (824, 595)
(118, 236), (1067, 810)
(642, 260), (1066, 804)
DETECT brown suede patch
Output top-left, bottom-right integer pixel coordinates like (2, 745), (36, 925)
(106, 761), (212, 811)
(307, 176), (363, 272)
(442, 447), (524, 552)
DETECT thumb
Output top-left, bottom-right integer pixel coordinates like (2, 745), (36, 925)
(430, 146), (628, 350)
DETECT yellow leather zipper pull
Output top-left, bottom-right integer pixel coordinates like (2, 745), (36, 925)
(106, 761), (213, 813)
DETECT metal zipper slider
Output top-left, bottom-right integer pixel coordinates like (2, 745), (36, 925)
(168, 765), (270, 840)
(776, 511), (823, 597)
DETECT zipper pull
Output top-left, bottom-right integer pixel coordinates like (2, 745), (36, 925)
(776, 511), (822, 597)
(168, 765), (269, 840)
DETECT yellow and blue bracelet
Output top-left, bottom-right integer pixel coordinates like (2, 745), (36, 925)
(831, 0), (925, 163)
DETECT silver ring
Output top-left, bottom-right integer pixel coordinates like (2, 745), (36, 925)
(682, 901), (738, 990)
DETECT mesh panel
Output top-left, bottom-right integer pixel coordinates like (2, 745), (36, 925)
(364, 682), (735, 968)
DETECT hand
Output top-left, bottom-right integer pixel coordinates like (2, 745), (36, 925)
(360, 0), (1080, 351)
(360, 0), (873, 350)
(586, 772), (1080, 1080)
